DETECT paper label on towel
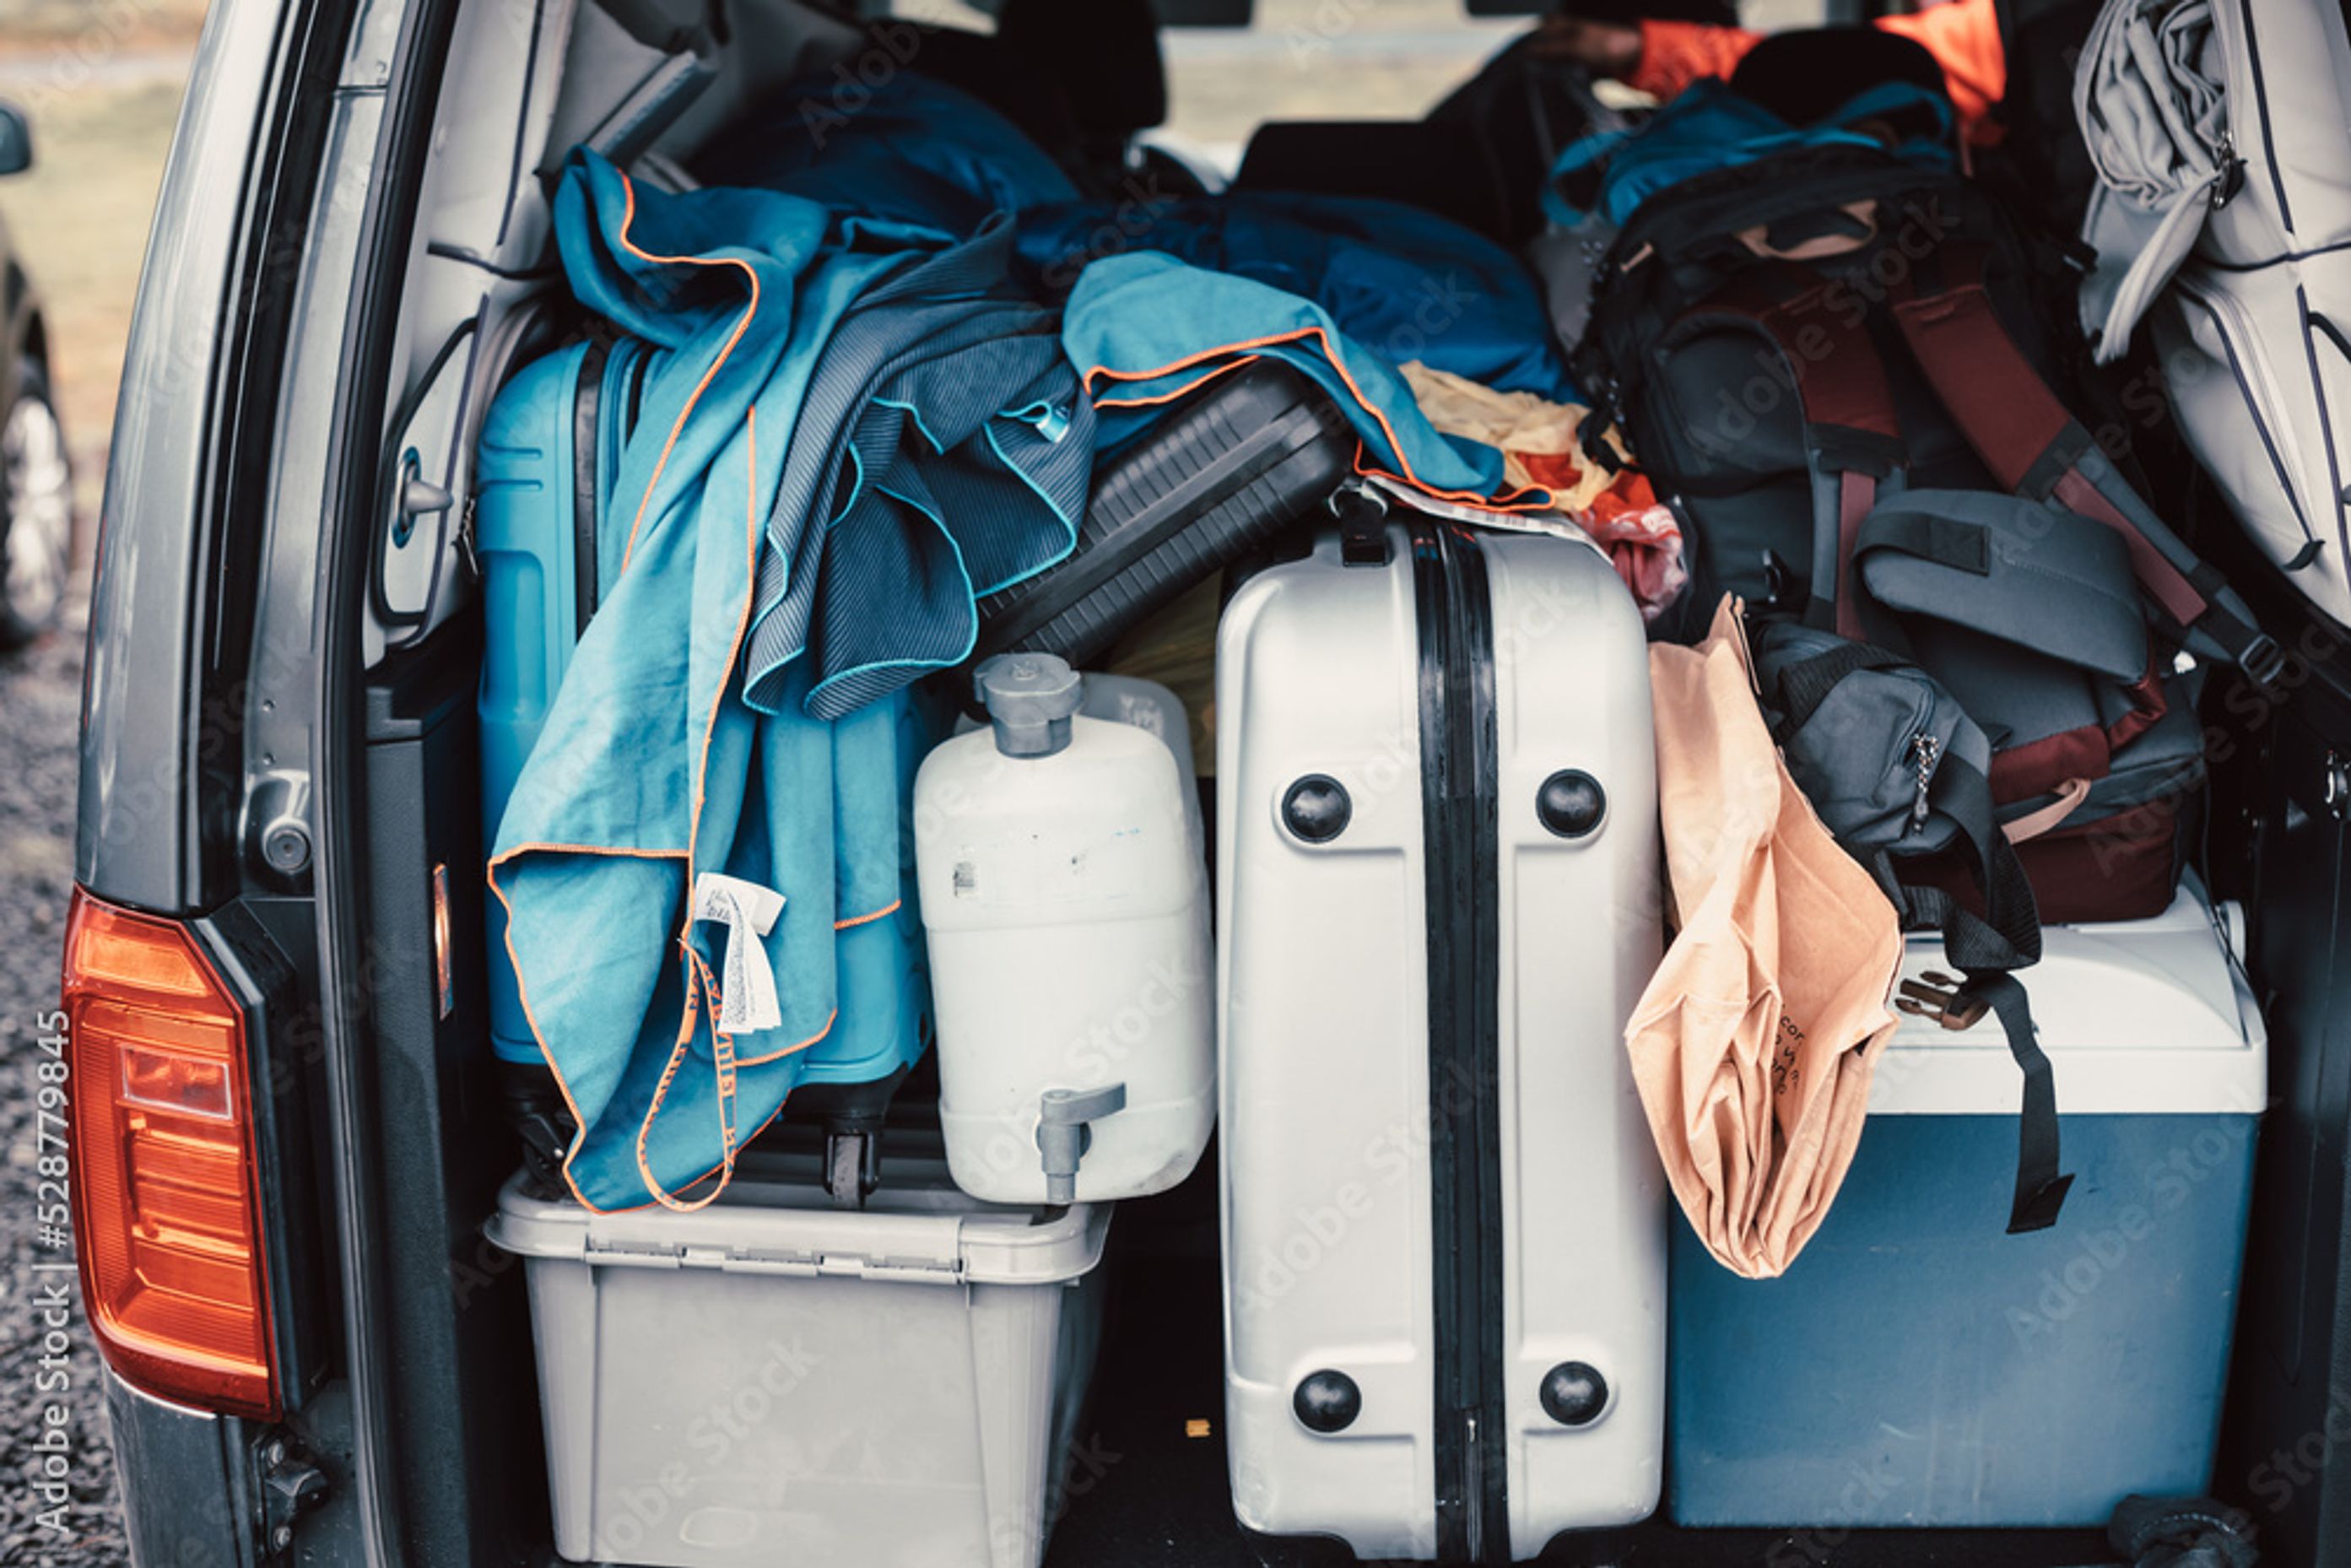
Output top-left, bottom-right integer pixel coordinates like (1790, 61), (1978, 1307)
(690, 873), (786, 1035)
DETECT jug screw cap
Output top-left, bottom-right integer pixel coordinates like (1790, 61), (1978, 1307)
(981, 653), (1084, 758)
(1294, 1370), (1362, 1434)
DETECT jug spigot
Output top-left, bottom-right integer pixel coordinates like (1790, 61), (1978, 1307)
(1036, 1083), (1127, 1203)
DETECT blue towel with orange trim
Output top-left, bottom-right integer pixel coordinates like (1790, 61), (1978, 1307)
(489, 150), (1088, 1212)
(1061, 251), (1532, 508)
(1019, 192), (1578, 403)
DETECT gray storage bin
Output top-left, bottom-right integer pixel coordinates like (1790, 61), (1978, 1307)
(485, 1155), (1110, 1568)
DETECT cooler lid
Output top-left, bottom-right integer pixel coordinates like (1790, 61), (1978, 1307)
(484, 1152), (1111, 1286)
(1867, 884), (2267, 1117)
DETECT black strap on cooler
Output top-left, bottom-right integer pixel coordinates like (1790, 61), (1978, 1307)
(1765, 636), (2071, 1232)
(1885, 753), (2073, 1235)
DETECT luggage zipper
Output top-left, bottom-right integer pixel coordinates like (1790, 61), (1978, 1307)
(2230, 0), (2291, 232)
(2172, 275), (2319, 551)
(1908, 731), (1941, 835)
(1408, 522), (1510, 1566)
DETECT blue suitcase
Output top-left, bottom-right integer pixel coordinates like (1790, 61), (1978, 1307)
(473, 335), (932, 1203)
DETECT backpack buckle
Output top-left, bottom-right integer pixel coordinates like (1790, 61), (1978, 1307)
(2239, 631), (2287, 691)
(1896, 971), (1988, 1030)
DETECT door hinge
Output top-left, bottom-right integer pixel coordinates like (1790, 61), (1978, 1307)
(256, 1433), (328, 1559)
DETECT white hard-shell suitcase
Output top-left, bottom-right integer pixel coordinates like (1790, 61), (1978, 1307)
(1215, 518), (1668, 1563)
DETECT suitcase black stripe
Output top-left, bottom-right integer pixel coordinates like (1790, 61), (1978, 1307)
(570, 336), (613, 638)
(1410, 522), (1511, 1565)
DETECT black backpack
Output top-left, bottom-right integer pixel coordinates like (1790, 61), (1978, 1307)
(1573, 140), (2278, 689)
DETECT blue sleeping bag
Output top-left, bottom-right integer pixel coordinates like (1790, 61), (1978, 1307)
(1017, 191), (1577, 403)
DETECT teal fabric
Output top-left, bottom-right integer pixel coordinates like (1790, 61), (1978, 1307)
(1543, 78), (1958, 230)
(1016, 192), (1581, 403)
(1061, 251), (1516, 500)
(490, 150), (1086, 1210)
(694, 68), (1079, 234)
(738, 215), (1086, 718)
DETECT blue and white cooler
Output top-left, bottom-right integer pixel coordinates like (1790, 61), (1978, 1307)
(1668, 884), (2267, 1528)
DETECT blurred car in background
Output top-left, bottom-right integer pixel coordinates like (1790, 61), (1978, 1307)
(0, 100), (69, 647)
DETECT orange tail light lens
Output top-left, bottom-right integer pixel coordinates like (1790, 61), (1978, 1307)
(62, 889), (278, 1420)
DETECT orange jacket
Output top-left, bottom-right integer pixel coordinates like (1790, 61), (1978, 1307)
(1626, 0), (2006, 143)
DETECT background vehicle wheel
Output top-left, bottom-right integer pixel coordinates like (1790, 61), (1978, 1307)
(0, 360), (73, 647)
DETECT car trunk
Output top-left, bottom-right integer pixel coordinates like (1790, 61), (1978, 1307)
(322, 2), (2351, 1564)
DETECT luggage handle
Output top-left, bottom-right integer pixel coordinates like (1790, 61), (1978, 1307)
(1333, 481), (1391, 567)
(2001, 777), (2092, 843)
(1733, 200), (1879, 263)
(370, 318), (481, 652)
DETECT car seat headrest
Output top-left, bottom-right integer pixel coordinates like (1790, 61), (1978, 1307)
(998, 0), (1167, 139)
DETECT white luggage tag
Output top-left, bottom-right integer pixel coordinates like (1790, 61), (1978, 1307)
(689, 873), (787, 1034)
(1358, 472), (1613, 564)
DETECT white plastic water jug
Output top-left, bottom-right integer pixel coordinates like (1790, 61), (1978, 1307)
(951, 667), (1203, 849)
(915, 654), (1215, 1205)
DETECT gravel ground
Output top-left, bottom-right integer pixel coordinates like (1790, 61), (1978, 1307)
(0, 597), (128, 1567)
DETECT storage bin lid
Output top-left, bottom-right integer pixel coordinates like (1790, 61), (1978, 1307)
(1868, 884), (2267, 1117)
(484, 1152), (1111, 1285)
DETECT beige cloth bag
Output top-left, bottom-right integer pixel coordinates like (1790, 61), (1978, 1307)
(1626, 597), (1904, 1279)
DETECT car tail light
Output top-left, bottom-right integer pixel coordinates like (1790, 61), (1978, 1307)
(62, 889), (278, 1420)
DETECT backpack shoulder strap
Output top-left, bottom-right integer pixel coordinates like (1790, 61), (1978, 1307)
(1886, 249), (2283, 685)
(1667, 268), (1907, 639)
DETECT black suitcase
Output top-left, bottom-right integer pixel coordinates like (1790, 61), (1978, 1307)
(974, 360), (1354, 667)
